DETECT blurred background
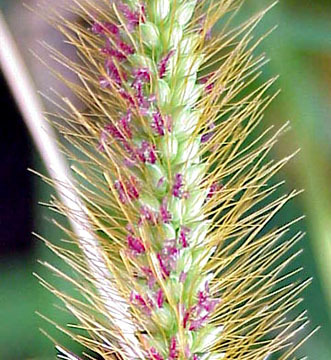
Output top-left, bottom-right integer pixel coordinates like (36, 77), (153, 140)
(0, 0), (330, 359)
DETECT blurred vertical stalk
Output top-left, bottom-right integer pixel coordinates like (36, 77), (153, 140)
(0, 12), (141, 357)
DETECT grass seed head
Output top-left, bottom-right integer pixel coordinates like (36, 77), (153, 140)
(38, 1), (312, 359)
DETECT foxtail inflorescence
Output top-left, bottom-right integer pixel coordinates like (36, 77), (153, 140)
(37, 0), (313, 359)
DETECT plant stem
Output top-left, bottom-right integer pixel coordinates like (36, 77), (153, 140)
(0, 11), (142, 358)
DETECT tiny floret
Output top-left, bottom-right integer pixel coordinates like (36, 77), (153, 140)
(127, 235), (145, 254)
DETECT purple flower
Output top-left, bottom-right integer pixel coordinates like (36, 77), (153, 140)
(149, 347), (164, 360)
(104, 123), (124, 141)
(201, 131), (214, 143)
(135, 82), (148, 109)
(99, 76), (111, 89)
(127, 235), (145, 254)
(114, 176), (139, 204)
(197, 283), (219, 314)
(168, 337), (178, 360)
(157, 241), (179, 278)
(101, 46), (127, 62)
(182, 282), (220, 332)
(207, 181), (223, 199)
(114, 180), (127, 204)
(172, 173), (188, 199)
(179, 226), (190, 248)
(119, 111), (133, 139)
(157, 253), (170, 278)
(184, 345), (191, 359)
(160, 198), (172, 223)
(158, 50), (175, 78)
(199, 73), (215, 93)
(172, 173), (183, 198)
(118, 2), (145, 31)
(126, 223), (135, 234)
(130, 291), (153, 314)
(105, 59), (126, 85)
(104, 111), (132, 141)
(140, 205), (157, 225)
(151, 111), (171, 136)
(126, 176), (140, 199)
(133, 68), (151, 85)
(189, 315), (209, 331)
(99, 111), (133, 154)
(119, 41), (135, 55)
(119, 89), (135, 106)
(156, 288), (164, 308)
(92, 21), (119, 36)
(126, 68), (155, 114)
(101, 40), (134, 62)
(183, 308), (191, 329)
(137, 141), (157, 164)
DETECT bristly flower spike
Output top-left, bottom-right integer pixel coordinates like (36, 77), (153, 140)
(36, 0), (314, 359)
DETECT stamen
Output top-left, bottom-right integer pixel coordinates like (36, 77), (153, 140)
(119, 89), (135, 106)
(182, 282), (220, 331)
(183, 309), (191, 329)
(157, 253), (170, 278)
(179, 226), (190, 248)
(119, 41), (135, 55)
(140, 205), (158, 225)
(101, 46), (127, 62)
(160, 197), (172, 223)
(120, 111), (133, 137)
(101, 39), (134, 62)
(114, 176), (139, 204)
(152, 111), (171, 136)
(156, 288), (164, 308)
(189, 315), (208, 331)
(118, 2), (143, 31)
(172, 173), (188, 199)
(149, 347), (164, 360)
(168, 337), (178, 360)
(130, 291), (153, 314)
(199, 73), (215, 93)
(201, 131), (214, 143)
(105, 59), (126, 85)
(207, 182), (223, 199)
(127, 235), (145, 254)
(133, 68), (151, 84)
(158, 50), (175, 78)
(92, 22), (119, 36)
(137, 141), (157, 164)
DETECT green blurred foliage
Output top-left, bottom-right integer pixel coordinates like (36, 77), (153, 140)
(0, 0), (330, 358)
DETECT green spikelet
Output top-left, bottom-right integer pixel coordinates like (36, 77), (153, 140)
(36, 0), (315, 359)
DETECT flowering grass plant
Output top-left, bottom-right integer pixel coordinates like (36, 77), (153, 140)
(34, 0), (314, 359)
